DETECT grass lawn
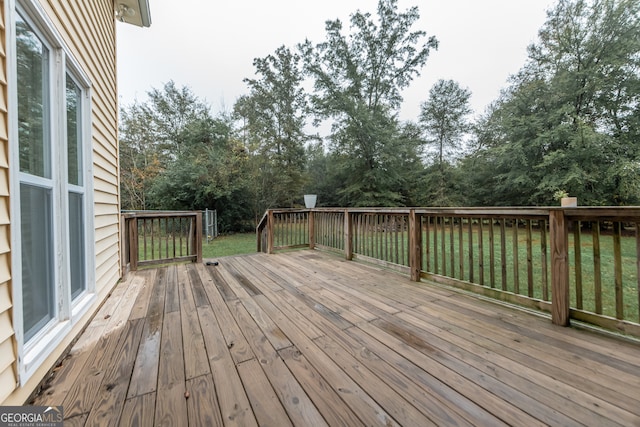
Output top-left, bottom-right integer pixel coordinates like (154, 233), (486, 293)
(203, 233), (257, 258)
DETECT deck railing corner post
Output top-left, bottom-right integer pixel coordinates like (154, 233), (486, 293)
(550, 209), (570, 326)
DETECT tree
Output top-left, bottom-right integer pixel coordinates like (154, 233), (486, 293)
(143, 81), (211, 158)
(120, 83), (255, 230)
(119, 101), (160, 209)
(419, 79), (472, 205)
(466, 0), (640, 206)
(234, 45), (309, 213)
(300, 0), (438, 206)
(148, 113), (255, 231)
(119, 81), (213, 210)
(420, 79), (472, 164)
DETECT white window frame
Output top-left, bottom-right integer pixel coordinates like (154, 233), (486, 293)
(7, 0), (95, 383)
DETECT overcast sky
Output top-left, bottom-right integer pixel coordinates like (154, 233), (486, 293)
(116, 0), (554, 121)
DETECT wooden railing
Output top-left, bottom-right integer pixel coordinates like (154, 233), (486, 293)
(122, 211), (202, 272)
(257, 207), (640, 337)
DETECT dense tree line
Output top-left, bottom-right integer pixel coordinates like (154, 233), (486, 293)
(119, 0), (640, 232)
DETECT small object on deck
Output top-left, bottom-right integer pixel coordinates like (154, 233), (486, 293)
(206, 261), (219, 266)
(184, 391), (190, 399)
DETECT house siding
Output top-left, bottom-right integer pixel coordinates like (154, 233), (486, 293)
(1, 0), (123, 404)
(0, 0), (17, 405)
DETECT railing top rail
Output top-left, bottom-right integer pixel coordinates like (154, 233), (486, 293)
(257, 211), (269, 231)
(259, 206), (640, 221)
(415, 207), (550, 217)
(122, 210), (200, 219)
(559, 206), (640, 221)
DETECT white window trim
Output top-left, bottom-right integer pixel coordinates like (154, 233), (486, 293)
(7, 0), (96, 384)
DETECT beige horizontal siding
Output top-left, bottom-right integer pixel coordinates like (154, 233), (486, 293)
(0, 253), (10, 285)
(0, 0), (15, 405)
(3, 0), (122, 405)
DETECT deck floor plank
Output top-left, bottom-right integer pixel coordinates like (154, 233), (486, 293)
(129, 270), (157, 320)
(119, 393), (155, 427)
(341, 324), (508, 427)
(126, 267), (166, 399)
(237, 358), (294, 427)
(197, 263), (254, 364)
(229, 299), (327, 427)
(408, 297), (640, 417)
(84, 318), (145, 427)
(155, 310), (187, 424)
(187, 264), (210, 308)
(60, 320), (133, 418)
(180, 266), (210, 380)
(34, 251), (640, 426)
(185, 374), (224, 427)
(278, 346), (366, 427)
(394, 310), (629, 426)
(338, 265), (640, 417)
(315, 332), (438, 426)
(246, 279), (401, 426)
(196, 304), (257, 427)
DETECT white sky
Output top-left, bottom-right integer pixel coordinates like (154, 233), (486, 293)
(116, 0), (554, 121)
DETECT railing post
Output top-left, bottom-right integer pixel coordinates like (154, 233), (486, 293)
(128, 216), (138, 272)
(195, 211), (203, 263)
(409, 209), (422, 282)
(344, 209), (353, 260)
(267, 210), (275, 254)
(308, 210), (315, 249)
(121, 215), (129, 279)
(550, 209), (570, 326)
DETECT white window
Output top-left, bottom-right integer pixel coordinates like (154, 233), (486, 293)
(9, 0), (95, 381)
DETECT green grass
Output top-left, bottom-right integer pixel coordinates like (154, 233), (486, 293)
(203, 233), (257, 258)
(422, 223), (640, 323)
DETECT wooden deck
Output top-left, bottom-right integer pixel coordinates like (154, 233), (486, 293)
(33, 250), (640, 426)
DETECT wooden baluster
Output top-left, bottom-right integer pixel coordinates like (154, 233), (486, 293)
(459, 218), (464, 280)
(500, 218), (507, 291)
(527, 219), (533, 298)
(468, 218), (473, 282)
(479, 219), (484, 286)
(513, 220), (520, 294)
(613, 221), (623, 320)
(593, 221), (602, 314)
(489, 219), (495, 288)
(574, 221), (583, 309)
(450, 217), (455, 278)
(540, 219), (549, 301)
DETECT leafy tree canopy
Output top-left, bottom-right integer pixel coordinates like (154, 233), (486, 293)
(299, 0), (438, 206)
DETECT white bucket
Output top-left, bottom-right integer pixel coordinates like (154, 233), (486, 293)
(304, 194), (317, 208)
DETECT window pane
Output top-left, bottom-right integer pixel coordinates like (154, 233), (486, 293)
(16, 15), (50, 178)
(69, 191), (85, 299)
(21, 184), (54, 341)
(66, 75), (82, 186)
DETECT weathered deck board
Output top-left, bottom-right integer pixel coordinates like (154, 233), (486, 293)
(33, 251), (640, 426)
